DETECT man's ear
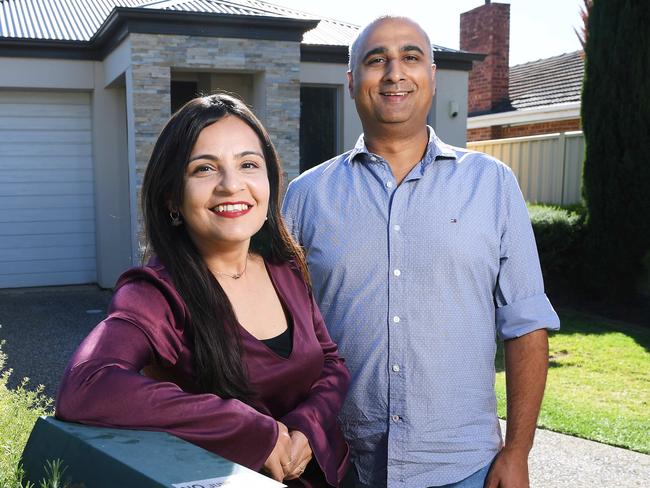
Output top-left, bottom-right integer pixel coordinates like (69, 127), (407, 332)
(431, 63), (437, 98)
(347, 70), (355, 99)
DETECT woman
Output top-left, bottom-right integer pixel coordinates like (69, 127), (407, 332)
(56, 94), (350, 487)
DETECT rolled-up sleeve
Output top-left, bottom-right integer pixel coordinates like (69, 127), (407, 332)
(494, 169), (560, 340)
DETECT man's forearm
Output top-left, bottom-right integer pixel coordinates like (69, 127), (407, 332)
(503, 328), (549, 453)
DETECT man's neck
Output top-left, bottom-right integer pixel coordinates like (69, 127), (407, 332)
(364, 125), (430, 184)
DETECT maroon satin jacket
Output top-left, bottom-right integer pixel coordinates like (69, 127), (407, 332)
(56, 258), (350, 487)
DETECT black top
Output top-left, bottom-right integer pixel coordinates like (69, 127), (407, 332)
(260, 327), (293, 359)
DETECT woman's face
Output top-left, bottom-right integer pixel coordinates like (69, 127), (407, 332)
(178, 115), (270, 254)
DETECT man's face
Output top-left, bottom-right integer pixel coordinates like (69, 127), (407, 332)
(348, 18), (436, 132)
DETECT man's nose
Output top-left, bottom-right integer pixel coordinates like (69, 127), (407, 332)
(382, 60), (405, 83)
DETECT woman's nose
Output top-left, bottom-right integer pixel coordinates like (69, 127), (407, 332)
(217, 168), (243, 193)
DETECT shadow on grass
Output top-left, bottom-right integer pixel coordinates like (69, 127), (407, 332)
(495, 308), (650, 373)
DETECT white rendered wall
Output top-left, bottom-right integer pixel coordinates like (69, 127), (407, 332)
(431, 68), (469, 148)
(92, 63), (134, 288)
(0, 57), (94, 89)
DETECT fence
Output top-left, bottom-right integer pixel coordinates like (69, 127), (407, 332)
(467, 131), (585, 205)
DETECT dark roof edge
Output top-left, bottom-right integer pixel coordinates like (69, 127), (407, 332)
(0, 38), (98, 60)
(301, 45), (486, 70)
(0, 7), (320, 61)
(434, 50), (485, 71)
(300, 44), (348, 63)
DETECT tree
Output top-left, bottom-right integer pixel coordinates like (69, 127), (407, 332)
(581, 0), (650, 299)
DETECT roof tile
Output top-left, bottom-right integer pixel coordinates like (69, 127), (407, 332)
(509, 50), (584, 109)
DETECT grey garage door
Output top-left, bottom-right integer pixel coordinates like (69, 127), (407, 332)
(0, 90), (96, 288)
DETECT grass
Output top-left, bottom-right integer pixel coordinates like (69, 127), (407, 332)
(495, 310), (650, 454)
(0, 341), (53, 488)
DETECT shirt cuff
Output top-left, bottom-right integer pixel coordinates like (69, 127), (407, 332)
(496, 293), (560, 340)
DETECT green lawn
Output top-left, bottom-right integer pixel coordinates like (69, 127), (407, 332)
(495, 310), (650, 454)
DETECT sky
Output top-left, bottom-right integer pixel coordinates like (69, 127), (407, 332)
(272, 0), (584, 66)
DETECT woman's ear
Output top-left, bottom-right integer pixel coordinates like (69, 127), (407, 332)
(167, 201), (183, 227)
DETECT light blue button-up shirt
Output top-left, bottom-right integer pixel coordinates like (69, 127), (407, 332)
(282, 129), (560, 487)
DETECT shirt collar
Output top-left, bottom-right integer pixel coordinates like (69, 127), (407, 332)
(348, 126), (457, 167)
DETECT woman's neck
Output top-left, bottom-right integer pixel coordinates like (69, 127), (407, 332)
(199, 242), (252, 279)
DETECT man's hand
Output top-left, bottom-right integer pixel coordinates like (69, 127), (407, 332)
(263, 421), (292, 481)
(491, 328), (549, 488)
(484, 446), (530, 488)
(283, 430), (313, 480)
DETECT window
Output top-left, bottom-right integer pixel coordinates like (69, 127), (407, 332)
(300, 85), (340, 173)
(171, 81), (199, 114)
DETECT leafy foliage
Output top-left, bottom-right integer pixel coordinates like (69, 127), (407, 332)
(0, 342), (53, 488)
(581, 0), (650, 298)
(528, 203), (587, 297)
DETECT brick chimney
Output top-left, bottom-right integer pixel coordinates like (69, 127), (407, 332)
(460, 1), (510, 115)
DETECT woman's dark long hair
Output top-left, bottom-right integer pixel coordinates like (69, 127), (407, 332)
(141, 93), (309, 402)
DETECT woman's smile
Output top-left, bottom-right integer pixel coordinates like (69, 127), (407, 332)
(179, 115), (270, 252)
(211, 201), (253, 218)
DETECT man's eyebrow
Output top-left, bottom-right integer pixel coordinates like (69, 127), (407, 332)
(361, 45), (426, 63)
(361, 47), (388, 62)
(401, 45), (425, 55)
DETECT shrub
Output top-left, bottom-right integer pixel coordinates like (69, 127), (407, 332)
(0, 341), (53, 488)
(528, 203), (587, 299)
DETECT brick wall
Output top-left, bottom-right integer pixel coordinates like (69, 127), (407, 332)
(467, 118), (582, 141)
(460, 2), (510, 114)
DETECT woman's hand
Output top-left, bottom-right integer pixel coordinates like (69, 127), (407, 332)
(283, 430), (313, 481)
(263, 421), (292, 481)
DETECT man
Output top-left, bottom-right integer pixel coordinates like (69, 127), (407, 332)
(282, 16), (560, 488)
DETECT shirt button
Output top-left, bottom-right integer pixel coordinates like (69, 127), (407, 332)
(386, 181), (394, 188)
(391, 414), (400, 422)
(393, 224), (401, 231)
(392, 364), (400, 372)
(393, 269), (401, 276)
(393, 316), (400, 323)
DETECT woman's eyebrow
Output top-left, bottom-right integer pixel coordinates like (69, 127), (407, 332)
(188, 150), (264, 163)
(237, 150), (265, 158)
(188, 153), (218, 163)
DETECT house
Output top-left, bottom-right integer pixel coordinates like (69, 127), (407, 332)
(460, 1), (584, 141)
(457, 1), (585, 206)
(0, 0), (481, 289)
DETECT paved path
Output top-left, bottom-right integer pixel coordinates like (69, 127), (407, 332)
(1, 285), (648, 486)
(503, 420), (650, 487)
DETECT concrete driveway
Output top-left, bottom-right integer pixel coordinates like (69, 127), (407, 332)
(0, 284), (112, 399)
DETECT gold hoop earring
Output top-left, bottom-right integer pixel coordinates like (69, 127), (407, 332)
(169, 210), (183, 226)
